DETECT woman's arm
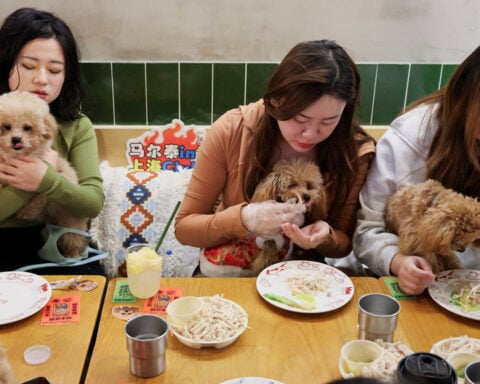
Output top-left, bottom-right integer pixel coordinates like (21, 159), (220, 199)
(175, 111), (250, 248)
(38, 116), (104, 218)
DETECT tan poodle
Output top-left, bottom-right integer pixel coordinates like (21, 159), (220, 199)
(0, 91), (88, 258)
(200, 158), (329, 276)
(385, 179), (480, 274)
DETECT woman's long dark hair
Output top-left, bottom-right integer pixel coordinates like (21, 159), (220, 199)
(0, 7), (84, 122)
(246, 40), (369, 199)
(405, 44), (480, 198)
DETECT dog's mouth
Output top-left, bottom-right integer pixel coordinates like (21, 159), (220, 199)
(282, 191), (313, 210)
(13, 142), (24, 151)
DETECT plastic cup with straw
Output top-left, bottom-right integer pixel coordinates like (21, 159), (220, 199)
(155, 201), (181, 253)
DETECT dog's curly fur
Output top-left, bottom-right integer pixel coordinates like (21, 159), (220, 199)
(0, 91), (88, 257)
(385, 179), (480, 274)
(200, 158), (328, 276)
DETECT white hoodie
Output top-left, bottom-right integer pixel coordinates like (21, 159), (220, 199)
(353, 102), (479, 276)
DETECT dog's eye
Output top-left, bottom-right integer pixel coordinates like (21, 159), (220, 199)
(307, 182), (317, 189)
(23, 125), (33, 131)
(288, 183), (298, 189)
(1, 124), (11, 131)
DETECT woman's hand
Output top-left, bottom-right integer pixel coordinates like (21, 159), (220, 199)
(241, 201), (305, 236)
(281, 219), (331, 250)
(0, 155), (48, 191)
(390, 252), (436, 295)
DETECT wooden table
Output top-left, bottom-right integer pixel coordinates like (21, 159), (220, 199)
(0, 275), (106, 384)
(85, 276), (379, 383)
(84, 276), (480, 384)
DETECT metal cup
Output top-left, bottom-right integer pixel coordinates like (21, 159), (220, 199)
(358, 293), (400, 342)
(125, 314), (168, 377)
(465, 361), (480, 384)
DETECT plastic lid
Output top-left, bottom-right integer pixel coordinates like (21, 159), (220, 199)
(24, 345), (51, 365)
(396, 353), (457, 384)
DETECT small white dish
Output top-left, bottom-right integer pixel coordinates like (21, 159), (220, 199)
(24, 345), (51, 365)
(340, 339), (384, 376)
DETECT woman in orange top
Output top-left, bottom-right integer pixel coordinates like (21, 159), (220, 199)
(175, 40), (375, 276)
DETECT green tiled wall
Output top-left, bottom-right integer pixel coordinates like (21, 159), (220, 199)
(81, 62), (458, 126)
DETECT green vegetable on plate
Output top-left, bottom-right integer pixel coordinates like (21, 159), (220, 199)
(264, 293), (316, 310)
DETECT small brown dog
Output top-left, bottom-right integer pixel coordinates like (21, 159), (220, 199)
(385, 179), (480, 274)
(0, 91), (88, 257)
(200, 158), (329, 276)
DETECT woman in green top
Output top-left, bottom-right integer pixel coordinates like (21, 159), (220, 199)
(0, 8), (104, 272)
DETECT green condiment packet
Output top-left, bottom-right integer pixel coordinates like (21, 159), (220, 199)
(112, 280), (137, 302)
(383, 277), (417, 300)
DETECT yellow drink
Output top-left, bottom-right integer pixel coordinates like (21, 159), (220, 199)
(126, 244), (163, 298)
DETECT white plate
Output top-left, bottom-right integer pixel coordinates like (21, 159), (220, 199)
(0, 271), (52, 325)
(428, 269), (480, 321)
(220, 378), (283, 384)
(256, 260), (354, 314)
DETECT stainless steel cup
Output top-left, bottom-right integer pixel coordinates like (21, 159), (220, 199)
(125, 314), (168, 377)
(465, 361), (480, 384)
(358, 293), (401, 342)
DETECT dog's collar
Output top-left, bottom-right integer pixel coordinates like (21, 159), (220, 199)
(428, 192), (440, 207)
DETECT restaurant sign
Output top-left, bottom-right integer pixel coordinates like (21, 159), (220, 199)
(125, 119), (201, 172)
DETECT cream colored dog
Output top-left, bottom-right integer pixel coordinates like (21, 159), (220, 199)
(200, 158), (329, 276)
(385, 179), (480, 274)
(0, 91), (88, 257)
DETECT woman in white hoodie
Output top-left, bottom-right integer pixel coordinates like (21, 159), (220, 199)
(354, 45), (480, 295)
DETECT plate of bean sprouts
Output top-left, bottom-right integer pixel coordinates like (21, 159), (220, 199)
(256, 260), (354, 314)
(168, 294), (248, 349)
(428, 269), (480, 320)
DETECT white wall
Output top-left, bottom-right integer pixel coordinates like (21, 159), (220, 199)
(0, 0), (478, 63)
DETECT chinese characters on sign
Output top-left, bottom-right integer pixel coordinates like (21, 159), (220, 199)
(126, 120), (200, 172)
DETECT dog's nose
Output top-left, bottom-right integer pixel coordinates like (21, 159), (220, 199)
(303, 194), (311, 202)
(11, 136), (21, 144)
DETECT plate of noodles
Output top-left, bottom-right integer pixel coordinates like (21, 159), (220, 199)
(256, 260), (354, 314)
(428, 269), (480, 320)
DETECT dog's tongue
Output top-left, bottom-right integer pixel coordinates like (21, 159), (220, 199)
(305, 201), (312, 208)
(13, 143), (23, 150)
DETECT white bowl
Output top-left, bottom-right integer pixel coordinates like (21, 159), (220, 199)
(340, 339), (384, 376)
(169, 296), (248, 349)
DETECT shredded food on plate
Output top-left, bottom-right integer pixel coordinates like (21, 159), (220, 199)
(431, 335), (480, 359)
(172, 294), (247, 342)
(286, 274), (329, 295)
(359, 340), (414, 381)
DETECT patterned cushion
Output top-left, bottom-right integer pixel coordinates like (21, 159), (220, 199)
(90, 161), (199, 278)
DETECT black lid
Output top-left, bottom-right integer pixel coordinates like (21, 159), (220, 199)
(396, 353), (457, 384)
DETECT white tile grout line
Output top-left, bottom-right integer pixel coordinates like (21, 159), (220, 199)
(369, 64), (378, 125)
(144, 62), (149, 125)
(243, 64), (248, 105)
(438, 64), (444, 90)
(110, 62), (116, 125)
(210, 64), (214, 124)
(178, 63), (181, 120)
(403, 64), (412, 113)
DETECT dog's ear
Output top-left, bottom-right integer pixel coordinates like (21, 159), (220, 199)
(252, 172), (283, 202)
(41, 112), (58, 140)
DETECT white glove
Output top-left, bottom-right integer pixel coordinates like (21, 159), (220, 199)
(241, 200), (305, 236)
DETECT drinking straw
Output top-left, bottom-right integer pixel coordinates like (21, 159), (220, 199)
(155, 200), (181, 253)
